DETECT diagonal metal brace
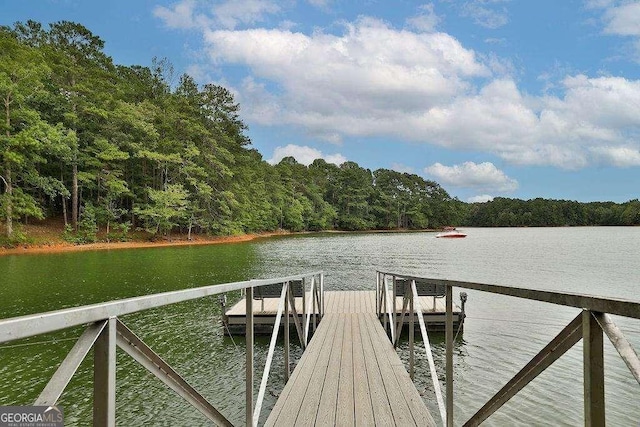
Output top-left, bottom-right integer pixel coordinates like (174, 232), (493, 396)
(253, 283), (287, 426)
(593, 312), (640, 385)
(412, 280), (447, 427)
(464, 312), (584, 426)
(393, 284), (410, 347)
(287, 288), (305, 348)
(115, 319), (233, 427)
(35, 320), (107, 406)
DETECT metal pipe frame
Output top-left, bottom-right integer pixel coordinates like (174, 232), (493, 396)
(287, 288), (306, 349)
(0, 271), (322, 427)
(304, 278), (314, 344)
(93, 317), (116, 427)
(463, 313), (584, 426)
(382, 274), (388, 334)
(393, 283), (410, 348)
(284, 283), (290, 383)
(254, 283), (288, 426)
(377, 270), (640, 427)
(246, 286), (254, 427)
(409, 280), (447, 427)
(583, 310), (605, 426)
(445, 284), (453, 427)
(0, 271), (324, 344)
(35, 320), (107, 406)
(376, 271), (640, 319)
(376, 272), (380, 317)
(116, 319), (233, 426)
(593, 312), (640, 385)
(384, 276), (396, 343)
(409, 287), (415, 380)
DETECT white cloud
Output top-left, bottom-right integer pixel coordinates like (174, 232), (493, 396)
(155, 0), (279, 30)
(153, 0), (205, 29)
(308, 0), (332, 9)
(224, 29), (640, 169)
(591, 146), (640, 166)
(184, 64), (212, 82)
(157, 8), (640, 171)
(484, 37), (506, 45)
(425, 162), (518, 192)
(279, 20), (298, 31)
(592, 1), (640, 61)
(468, 194), (495, 203)
(202, 17), (490, 138)
(413, 75), (640, 169)
(407, 3), (441, 32)
(267, 144), (347, 166)
(460, 0), (510, 29)
(213, 0), (280, 29)
(603, 2), (640, 36)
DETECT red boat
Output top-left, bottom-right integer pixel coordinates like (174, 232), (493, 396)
(435, 227), (467, 238)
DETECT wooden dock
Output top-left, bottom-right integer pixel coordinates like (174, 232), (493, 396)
(223, 290), (463, 334)
(265, 303), (437, 425)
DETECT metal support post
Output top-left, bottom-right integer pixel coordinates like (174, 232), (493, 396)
(285, 283), (290, 382)
(246, 287), (254, 427)
(376, 272), (380, 317)
(583, 310), (605, 427)
(392, 275), (397, 335)
(446, 285), (453, 427)
(93, 317), (116, 427)
(383, 276), (388, 334)
(409, 286), (415, 380)
(320, 273), (325, 318)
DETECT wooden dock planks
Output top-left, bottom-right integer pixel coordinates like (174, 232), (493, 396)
(267, 313), (339, 424)
(264, 311), (436, 426)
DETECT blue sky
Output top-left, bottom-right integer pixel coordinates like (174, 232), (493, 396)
(3, 0), (640, 203)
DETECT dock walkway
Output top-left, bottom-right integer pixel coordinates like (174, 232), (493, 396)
(265, 291), (436, 426)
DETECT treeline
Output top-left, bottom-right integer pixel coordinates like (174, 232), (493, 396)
(466, 198), (640, 227)
(0, 20), (461, 243)
(2, 21), (637, 246)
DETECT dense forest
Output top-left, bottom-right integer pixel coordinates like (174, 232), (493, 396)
(468, 197), (640, 227)
(1, 21), (638, 246)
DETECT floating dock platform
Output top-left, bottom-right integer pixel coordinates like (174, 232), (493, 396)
(223, 290), (463, 335)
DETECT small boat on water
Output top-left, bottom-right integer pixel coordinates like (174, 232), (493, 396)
(435, 227), (467, 238)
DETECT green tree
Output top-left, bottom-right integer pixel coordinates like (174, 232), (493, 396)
(44, 21), (115, 231)
(134, 184), (189, 237)
(0, 30), (66, 237)
(336, 162), (373, 230)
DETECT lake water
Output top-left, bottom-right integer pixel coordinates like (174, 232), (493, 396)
(0, 227), (638, 425)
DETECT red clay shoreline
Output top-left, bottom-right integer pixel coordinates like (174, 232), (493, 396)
(0, 228), (437, 257)
(0, 232), (287, 256)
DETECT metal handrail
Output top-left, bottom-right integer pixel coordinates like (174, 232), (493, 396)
(0, 271), (324, 427)
(0, 271), (323, 343)
(376, 270), (640, 319)
(376, 270), (640, 427)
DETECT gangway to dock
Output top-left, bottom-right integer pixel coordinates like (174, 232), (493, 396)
(265, 308), (436, 426)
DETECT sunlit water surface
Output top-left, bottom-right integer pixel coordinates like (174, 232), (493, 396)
(0, 227), (638, 425)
